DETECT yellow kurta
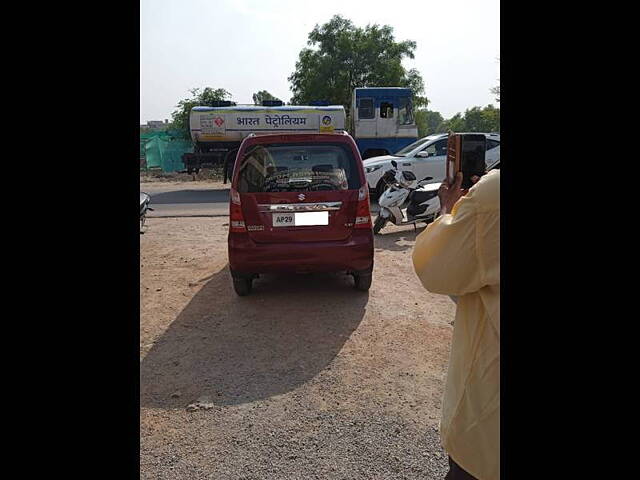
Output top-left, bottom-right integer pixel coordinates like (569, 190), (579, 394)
(412, 170), (500, 480)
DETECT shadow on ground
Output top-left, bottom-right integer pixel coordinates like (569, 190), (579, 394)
(140, 265), (368, 408)
(373, 226), (426, 252)
(149, 188), (229, 205)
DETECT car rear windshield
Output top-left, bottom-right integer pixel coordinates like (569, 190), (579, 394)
(236, 143), (361, 193)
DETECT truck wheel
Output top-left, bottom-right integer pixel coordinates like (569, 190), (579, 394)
(363, 149), (389, 160)
(224, 148), (239, 183)
(373, 215), (387, 235)
(353, 271), (372, 291)
(232, 277), (253, 296)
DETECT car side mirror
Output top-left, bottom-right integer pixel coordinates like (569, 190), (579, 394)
(391, 160), (398, 168)
(416, 151), (429, 158)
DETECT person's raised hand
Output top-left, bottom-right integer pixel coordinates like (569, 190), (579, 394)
(438, 171), (465, 216)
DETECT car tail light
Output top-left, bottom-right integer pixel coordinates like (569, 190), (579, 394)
(354, 184), (372, 229)
(229, 188), (246, 233)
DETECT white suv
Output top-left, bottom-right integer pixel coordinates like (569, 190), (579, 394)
(364, 133), (500, 197)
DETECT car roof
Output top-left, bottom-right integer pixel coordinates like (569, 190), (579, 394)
(246, 131), (349, 138)
(422, 132), (500, 141)
(240, 131), (356, 148)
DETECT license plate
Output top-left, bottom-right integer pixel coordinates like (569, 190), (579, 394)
(273, 211), (329, 227)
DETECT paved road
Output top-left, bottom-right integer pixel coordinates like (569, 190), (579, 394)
(147, 187), (230, 217)
(147, 185), (380, 217)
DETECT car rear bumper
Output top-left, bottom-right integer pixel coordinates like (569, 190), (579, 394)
(228, 230), (374, 276)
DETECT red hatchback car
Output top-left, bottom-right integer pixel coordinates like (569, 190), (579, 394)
(228, 132), (374, 296)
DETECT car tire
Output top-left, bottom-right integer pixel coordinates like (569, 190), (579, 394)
(232, 276), (253, 296)
(353, 272), (372, 292)
(373, 215), (387, 235)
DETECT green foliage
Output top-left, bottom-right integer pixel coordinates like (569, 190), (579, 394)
(171, 87), (233, 137)
(415, 110), (444, 137)
(288, 15), (427, 114)
(491, 85), (500, 103)
(252, 90), (280, 105)
(436, 105), (500, 133)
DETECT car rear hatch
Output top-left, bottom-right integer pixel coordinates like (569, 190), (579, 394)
(235, 142), (364, 243)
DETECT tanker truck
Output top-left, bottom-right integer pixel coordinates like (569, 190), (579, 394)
(182, 100), (346, 182)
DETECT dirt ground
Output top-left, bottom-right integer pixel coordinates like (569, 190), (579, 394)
(140, 214), (456, 479)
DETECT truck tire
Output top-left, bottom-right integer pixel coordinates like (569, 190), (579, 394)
(363, 149), (389, 160)
(224, 148), (239, 184)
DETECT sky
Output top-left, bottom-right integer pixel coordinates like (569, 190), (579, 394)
(140, 0), (499, 124)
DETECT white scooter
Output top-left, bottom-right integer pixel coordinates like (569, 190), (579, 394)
(373, 160), (441, 235)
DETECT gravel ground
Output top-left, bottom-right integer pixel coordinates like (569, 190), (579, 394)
(141, 215), (455, 479)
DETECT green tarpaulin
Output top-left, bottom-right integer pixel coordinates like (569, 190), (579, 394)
(140, 130), (192, 172)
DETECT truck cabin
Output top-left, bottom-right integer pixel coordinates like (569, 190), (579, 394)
(352, 87), (418, 160)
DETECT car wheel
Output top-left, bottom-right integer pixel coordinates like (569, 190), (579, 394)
(373, 215), (387, 235)
(232, 277), (253, 296)
(353, 271), (372, 291)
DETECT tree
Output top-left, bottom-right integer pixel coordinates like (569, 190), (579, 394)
(171, 87), (233, 136)
(463, 105), (499, 132)
(415, 109), (444, 137)
(252, 90), (280, 105)
(490, 57), (500, 102)
(436, 105), (500, 133)
(490, 84), (500, 103)
(288, 15), (427, 114)
(479, 104), (500, 131)
(438, 113), (466, 133)
(463, 107), (489, 132)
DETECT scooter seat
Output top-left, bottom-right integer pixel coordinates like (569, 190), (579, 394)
(409, 190), (438, 204)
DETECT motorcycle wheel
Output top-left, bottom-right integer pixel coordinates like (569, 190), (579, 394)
(373, 215), (387, 235)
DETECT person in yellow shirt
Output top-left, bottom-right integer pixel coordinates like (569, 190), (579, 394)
(412, 169), (500, 480)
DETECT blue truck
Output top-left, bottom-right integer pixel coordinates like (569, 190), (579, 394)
(350, 87), (418, 159)
(182, 88), (419, 180)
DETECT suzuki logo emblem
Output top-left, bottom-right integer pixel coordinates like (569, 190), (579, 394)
(298, 194), (306, 201)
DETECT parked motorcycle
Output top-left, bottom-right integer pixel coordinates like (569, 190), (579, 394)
(140, 192), (153, 233)
(373, 160), (440, 235)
